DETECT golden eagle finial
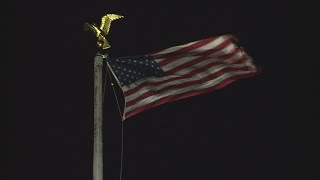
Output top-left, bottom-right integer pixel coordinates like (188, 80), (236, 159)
(84, 14), (124, 50)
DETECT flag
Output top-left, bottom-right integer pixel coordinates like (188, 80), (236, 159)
(107, 34), (258, 120)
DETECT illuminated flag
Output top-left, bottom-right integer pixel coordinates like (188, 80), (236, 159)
(107, 35), (258, 120)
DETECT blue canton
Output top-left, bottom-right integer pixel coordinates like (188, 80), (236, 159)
(107, 55), (165, 86)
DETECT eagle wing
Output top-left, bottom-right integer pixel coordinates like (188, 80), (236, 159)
(84, 23), (101, 37)
(100, 14), (124, 35)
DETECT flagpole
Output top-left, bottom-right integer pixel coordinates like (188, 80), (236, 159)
(93, 53), (106, 180)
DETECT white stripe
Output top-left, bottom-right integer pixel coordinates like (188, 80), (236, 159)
(187, 35), (234, 51)
(170, 51), (246, 75)
(161, 56), (199, 71)
(122, 50), (247, 92)
(124, 69), (256, 114)
(154, 35), (234, 64)
(160, 43), (240, 71)
(125, 57), (250, 102)
(206, 43), (238, 56)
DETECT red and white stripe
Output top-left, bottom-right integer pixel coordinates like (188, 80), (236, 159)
(120, 35), (258, 119)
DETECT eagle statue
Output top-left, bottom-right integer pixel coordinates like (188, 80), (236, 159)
(84, 14), (124, 49)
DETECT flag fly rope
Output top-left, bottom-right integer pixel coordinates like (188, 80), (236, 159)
(106, 65), (124, 118)
(105, 64), (125, 180)
(119, 119), (124, 180)
(102, 62), (108, 106)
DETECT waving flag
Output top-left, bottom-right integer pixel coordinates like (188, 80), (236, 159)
(107, 35), (258, 120)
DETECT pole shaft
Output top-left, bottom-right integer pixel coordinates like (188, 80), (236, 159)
(93, 55), (104, 180)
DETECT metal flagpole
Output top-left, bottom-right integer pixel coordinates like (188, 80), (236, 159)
(84, 13), (124, 180)
(93, 53), (106, 180)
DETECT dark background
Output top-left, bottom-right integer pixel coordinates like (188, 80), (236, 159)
(7, 0), (315, 180)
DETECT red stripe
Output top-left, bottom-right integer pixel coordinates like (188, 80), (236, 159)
(124, 72), (258, 119)
(126, 64), (253, 107)
(124, 50), (246, 96)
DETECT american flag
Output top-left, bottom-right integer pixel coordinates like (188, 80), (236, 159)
(107, 35), (258, 120)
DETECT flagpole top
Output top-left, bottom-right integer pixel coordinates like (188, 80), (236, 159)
(95, 52), (108, 59)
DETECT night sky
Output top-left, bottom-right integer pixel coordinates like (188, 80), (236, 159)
(7, 1), (315, 180)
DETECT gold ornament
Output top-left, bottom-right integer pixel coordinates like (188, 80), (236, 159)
(84, 14), (124, 49)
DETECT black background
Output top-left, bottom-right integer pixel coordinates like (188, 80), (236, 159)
(7, 1), (315, 180)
